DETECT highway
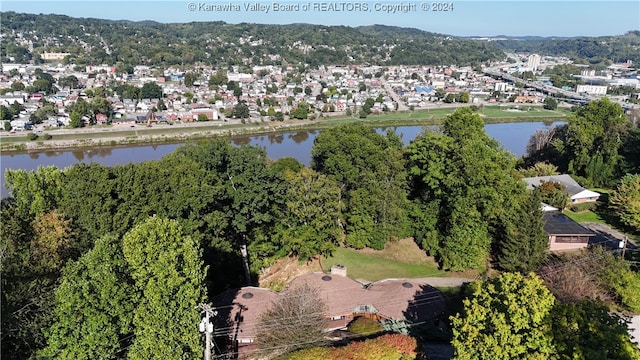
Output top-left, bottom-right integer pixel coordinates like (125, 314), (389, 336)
(483, 68), (640, 111)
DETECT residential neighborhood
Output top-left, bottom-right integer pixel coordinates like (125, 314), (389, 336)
(1, 52), (639, 133)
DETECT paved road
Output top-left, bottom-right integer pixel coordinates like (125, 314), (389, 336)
(381, 78), (409, 111)
(629, 315), (640, 350)
(582, 222), (638, 250)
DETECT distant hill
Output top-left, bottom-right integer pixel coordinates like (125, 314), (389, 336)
(0, 12), (504, 67)
(491, 31), (640, 64)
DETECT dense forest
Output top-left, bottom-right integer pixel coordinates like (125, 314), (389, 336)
(1, 103), (639, 359)
(0, 12), (504, 67)
(494, 31), (640, 65)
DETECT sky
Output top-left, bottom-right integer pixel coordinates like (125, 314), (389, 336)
(1, 0), (639, 37)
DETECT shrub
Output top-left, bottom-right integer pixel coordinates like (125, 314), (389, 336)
(376, 333), (419, 357)
(540, 247), (640, 312)
(43, 133), (53, 140)
(285, 334), (418, 360)
(347, 316), (383, 335)
(569, 202), (598, 212)
(27, 133), (38, 141)
(284, 347), (331, 360)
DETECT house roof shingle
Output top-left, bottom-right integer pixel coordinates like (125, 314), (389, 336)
(543, 211), (595, 236)
(211, 273), (448, 345)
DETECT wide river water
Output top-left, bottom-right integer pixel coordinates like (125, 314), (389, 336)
(0, 122), (564, 198)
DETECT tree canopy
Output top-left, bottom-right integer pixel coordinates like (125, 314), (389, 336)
(407, 108), (527, 270)
(609, 174), (640, 232)
(122, 216), (206, 360)
(451, 273), (556, 360)
(525, 98), (631, 187)
(312, 124), (409, 249)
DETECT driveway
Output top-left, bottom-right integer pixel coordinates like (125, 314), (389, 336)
(582, 222), (637, 251)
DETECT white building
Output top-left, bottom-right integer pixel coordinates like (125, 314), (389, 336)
(41, 52), (71, 61)
(494, 82), (511, 92)
(527, 54), (541, 72)
(576, 84), (608, 95)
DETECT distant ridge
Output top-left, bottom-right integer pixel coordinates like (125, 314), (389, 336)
(0, 11), (504, 66)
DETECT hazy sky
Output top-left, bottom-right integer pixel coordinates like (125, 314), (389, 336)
(2, 0), (639, 37)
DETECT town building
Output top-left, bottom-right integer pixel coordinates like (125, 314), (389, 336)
(527, 54), (541, 72)
(576, 84), (608, 95)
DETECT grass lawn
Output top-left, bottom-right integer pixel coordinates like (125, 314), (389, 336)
(322, 247), (446, 282)
(320, 105), (567, 126)
(564, 209), (605, 223)
(477, 106), (566, 118)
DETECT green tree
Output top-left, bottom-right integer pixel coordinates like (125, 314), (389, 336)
(69, 111), (82, 128)
(543, 97), (558, 110)
(58, 75), (79, 89)
(458, 91), (470, 103)
(183, 72), (198, 87)
(140, 82), (163, 99)
(10, 81), (25, 92)
(266, 168), (342, 265)
(534, 181), (569, 210)
(40, 234), (136, 359)
(4, 120), (11, 131)
(4, 166), (63, 220)
(90, 96), (112, 117)
(208, 69), (228, 88)
(122, 216), (206, 360)
(609, 174), (640, 231)
(1, 168), (66, 360)
(498, 191), (548, 272)
(67, 98), (92, 118)
(312, 125), (409, 249)
(156, 98), (167, 111)
(406, 108), (525, 270)
(451, 273), (556, 360)
(555, 99), (627, 186)
(176, 140), (280, 284)
(232, 101), (250, 119)
(290, 104), (309, 120)
(550, 301), (640, 360)
(435, 88), (446, 101)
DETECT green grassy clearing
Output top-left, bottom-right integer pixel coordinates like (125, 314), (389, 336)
(564, 209), (605, 223)
(477, 107), (567, 118)
(322, 247), (445, 282)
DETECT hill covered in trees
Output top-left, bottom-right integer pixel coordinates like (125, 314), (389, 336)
(1, 12), (504, 67)
(493, 31), (640, 65)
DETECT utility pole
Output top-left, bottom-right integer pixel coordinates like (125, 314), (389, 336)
(198, 303), (217, 360)
(621, 236), (628, 259)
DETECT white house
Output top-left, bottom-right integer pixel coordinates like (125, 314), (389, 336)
(522, 174), (600, 204)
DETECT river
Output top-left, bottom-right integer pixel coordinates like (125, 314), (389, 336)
(0, 122), (564, 198)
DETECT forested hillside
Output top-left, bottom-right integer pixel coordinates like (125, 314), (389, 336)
(0, 12), (504, 67)
(494, 31), (640, 64)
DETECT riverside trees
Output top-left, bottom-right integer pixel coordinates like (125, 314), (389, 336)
(524, 98), (634, 187)
(406, 107), (543, 271)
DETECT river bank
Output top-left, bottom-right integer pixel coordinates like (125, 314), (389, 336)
(0, 106), (568, 153)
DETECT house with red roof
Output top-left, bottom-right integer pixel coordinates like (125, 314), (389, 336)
(210, 266), (446, 356)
